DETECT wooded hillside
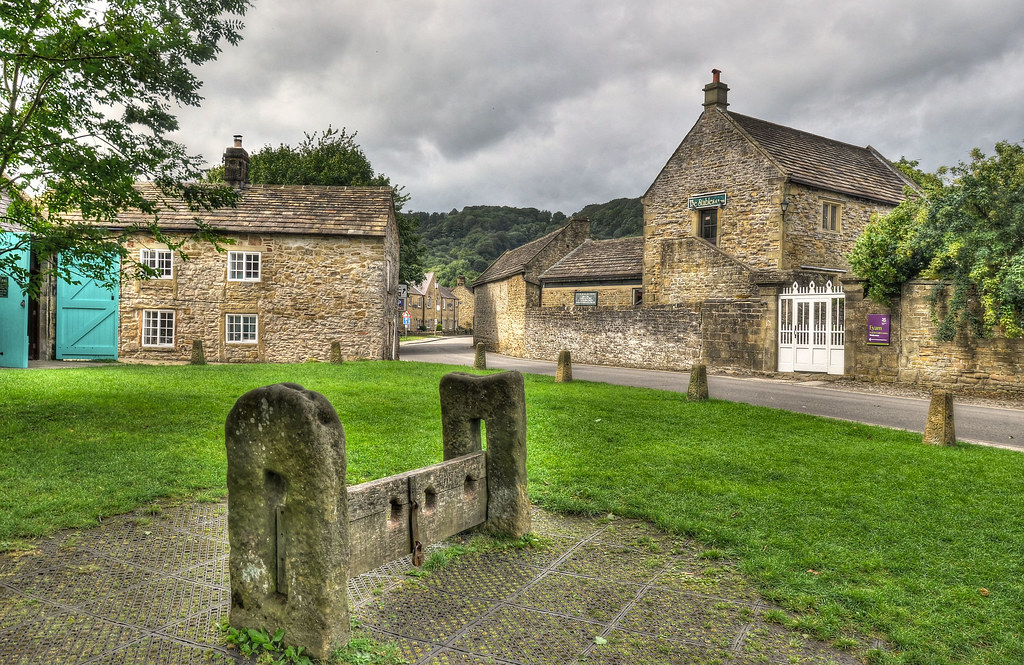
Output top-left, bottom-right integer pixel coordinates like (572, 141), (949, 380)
(412, 197), (641, 286)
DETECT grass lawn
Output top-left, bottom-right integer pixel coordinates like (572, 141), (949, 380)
(2, 362), (1023, 664)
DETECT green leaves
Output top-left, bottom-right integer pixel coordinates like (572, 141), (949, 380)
(0, 0), (250, 296)
(849, 142), (1024, 339)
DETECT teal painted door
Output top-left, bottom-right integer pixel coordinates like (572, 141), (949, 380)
(0, 233), (30, 368)
(56, 255), (120, 360)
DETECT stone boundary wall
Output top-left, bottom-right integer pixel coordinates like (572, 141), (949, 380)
(847, 279), (1024, 395)
(524, 299), (769, 373)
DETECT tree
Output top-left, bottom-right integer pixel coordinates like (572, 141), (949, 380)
(0, 0), (250, 296)
(242, 126), (425, 284)
(850, 145), (1024, 339)
(428, 258), (478, 289)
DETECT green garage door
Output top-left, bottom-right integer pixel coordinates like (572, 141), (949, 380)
(56, 255), (120, 360)
(0, 232), (30, 368)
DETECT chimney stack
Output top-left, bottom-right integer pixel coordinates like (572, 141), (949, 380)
(703, 68), (729, 111)
(223, 134), (250, 188)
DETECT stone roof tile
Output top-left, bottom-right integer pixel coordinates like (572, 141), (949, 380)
(473, 226), (567, 286)
(540, 236), (644, 281)
(85, 183), (395, 236)
(728, 113), (914, 205)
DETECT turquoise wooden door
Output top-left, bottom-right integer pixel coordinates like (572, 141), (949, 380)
(56, 255), (120, 360)
(0, 233), (30, 368)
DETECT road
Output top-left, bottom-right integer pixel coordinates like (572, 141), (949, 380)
(400, 336), (1024, 451)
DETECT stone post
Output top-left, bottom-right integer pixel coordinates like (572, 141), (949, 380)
(688, 363), (708, 401)
(474, 342), (487, 370)
(439, 371), (530, 537)
(555, 350), (572, 383)
(225, 383), (350, 659)
(189, 340), (206, 365)
(329, 341), (343, 364)
(923, 388), (956, 445)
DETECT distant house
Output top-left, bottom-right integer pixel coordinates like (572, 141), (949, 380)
(472, 218), (590, 354)
(453, 275), (474, 332)
(539, 236), (644, 308)
(53, 137), (400, 364)
(407, 271), (459, 332)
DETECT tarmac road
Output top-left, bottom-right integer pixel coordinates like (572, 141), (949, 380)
(400, 335), (1024, 452)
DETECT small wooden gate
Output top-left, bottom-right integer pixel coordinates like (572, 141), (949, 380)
(778, 280), (845, 375)
(0, 232), (30, 369)
(55, 255), (119, 360)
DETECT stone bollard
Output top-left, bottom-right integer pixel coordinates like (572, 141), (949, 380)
(923, 388), (956, 445)
(189, 340), (206, 365)
(688, 363), (708, 401)
(329, 341), (343, 364)
(474, 342), (487, 370)
(439, 371), (530, 537)
(225, 383), (350, 659)
(555, 350), (572, 383)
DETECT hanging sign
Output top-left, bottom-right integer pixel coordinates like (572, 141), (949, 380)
(687, 191), (727, 210)
(867, 314), (890, 345)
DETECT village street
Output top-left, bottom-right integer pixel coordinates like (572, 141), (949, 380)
(401, 336), (1024, 452)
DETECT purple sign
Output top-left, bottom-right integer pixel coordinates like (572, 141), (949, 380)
(867, 314), (890, 345)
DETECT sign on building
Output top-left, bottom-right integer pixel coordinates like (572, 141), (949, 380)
(574, 291), (598, 306)
(867, 314), (890, 345)
(687, 190), (727, 210)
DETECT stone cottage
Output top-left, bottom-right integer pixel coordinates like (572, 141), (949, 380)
(475, 71), (915, 376)
(406, 271), (459, 332)
(95, 138), (400, 363)
(453, 275), (475, 332)
(472, 218), (590, 354)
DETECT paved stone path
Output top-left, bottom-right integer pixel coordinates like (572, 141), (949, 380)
(0, 501), (867, 664)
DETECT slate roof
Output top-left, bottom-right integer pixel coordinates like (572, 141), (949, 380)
(86, 183), (395, 236)
(728, 112), (914, 205)
(438, 284), (457, 300)
(473, 226), (567, 286)
(540, 236), (644, 282)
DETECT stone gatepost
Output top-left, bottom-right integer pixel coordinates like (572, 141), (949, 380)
(688, 363), (708, 401)
(190, 340), (206, 365)
(225, 383), (350, 659)
(474, 342), (487, 370)
(439, 371), (530, 537)
(923, 388), (956, 445)
(329, 341), (343, 364)
(555, 350), (572, 383)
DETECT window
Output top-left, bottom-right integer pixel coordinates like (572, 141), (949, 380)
(632, 288), (643, 306)
(228, 251), (261, 281)
(140, 249), (172, 278)
(226, 314), (258, 343)
(822, 202), (841, 232)
(699, 208), (718, 244)
(142, 310), (174, 347)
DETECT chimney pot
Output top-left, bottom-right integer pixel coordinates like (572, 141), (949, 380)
(703, 69), (729, 111)
(223, 135), (250, 188)
(233, 134), (243, 148)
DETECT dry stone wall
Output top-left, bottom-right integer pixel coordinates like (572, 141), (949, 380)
(847, 279), (1024, 395)
(120, 232), (396, 363)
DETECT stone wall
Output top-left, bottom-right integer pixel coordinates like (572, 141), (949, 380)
(781, 182), (894, 271)
(846, 279), (1024, 395)
(524, 298), (770, 373)
(473, 275), (527, 354)
(643, 108), (785, 306)
(540, 283), (640, 308)
(651, 237), (757, 304)
(120, 231), (396, 363)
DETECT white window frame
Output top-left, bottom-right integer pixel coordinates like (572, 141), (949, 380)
(140, 248), (173, 279)
(225, 313), (259, 344)
(228, 251), (261, 282)
(142, 309), (175, 347)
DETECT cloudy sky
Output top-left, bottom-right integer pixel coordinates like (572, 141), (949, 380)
(172, 0), (1024, 215)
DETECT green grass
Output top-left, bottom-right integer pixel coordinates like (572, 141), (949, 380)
(2, 362), (1023, 664)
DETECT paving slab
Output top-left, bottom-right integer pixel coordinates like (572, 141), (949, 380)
(0, 501), (872, 664)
